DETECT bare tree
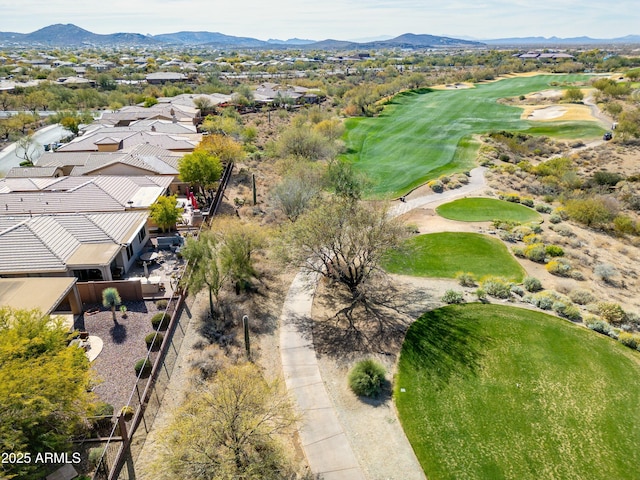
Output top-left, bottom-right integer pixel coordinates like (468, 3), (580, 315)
(15, 134), (43, 166)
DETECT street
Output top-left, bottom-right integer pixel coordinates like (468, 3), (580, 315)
(0, 125), (69, 175)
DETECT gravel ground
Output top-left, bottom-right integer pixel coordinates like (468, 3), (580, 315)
(78, 300), (165, 411)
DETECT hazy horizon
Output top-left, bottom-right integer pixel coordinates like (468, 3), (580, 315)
(1, 0), (638, 42)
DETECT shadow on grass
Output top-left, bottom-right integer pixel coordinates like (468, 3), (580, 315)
(401, 307), (490, 387)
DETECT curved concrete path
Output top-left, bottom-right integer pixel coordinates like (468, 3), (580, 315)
(279, 167), (487, 479)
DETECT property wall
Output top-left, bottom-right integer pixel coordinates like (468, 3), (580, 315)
(77, 279), (143, 304)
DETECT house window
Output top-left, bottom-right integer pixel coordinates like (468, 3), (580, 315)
(137, 226), (146, 244)
(126, 244), (134, 260)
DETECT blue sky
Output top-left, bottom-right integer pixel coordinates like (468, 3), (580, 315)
(1, 0), (638, 40)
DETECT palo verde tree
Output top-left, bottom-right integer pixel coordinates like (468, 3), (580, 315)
(154, 362), (299, 480)
(0, 307), (95, 480)
(178, 149), (223, 201)
(284, 199), (407, 324)
(180, 230), (228, 320)
(149, 194), (183, 232)
(15, 134), (44, 166)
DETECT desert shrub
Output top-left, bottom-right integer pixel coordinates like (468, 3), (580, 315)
(512, 225), (534, 240)
(511, 285), (525, 296)
(523, 276), (543, 292)
(618, 332), (640, 350)
(348, 359), (386, 398)
(549, 214), (563, 224)
(455, 272), (476, 287)
(520, 197), (535, 208)
(501, 193), (521, 203)
(528, 223), (543, 234)
(569, 288), (596, 305)
(442, 290), (464, 304)
(527, 291), (555, 310)
(428, 180), (444, 193)
(524, 243), (547, 263)
(439, 175), (450, 184)
(587, 319), (615, 336)
(549, 223), (574, 237)
(155, 299), (169, 310)
(151, 312), (169, 330)
(553, 207), (569, 220)
(594, 263), (618, 283)
(475, 288), (487, 301)
(613, 215), (637, 236)
(535, 203), (553, 213)
(481, 277), (512, 299)
(499, 230), (517, 242)
(546, 258), (572, 276)
(134, 358), (153, 377)
(511, 246), (525, 257)
(545, 245), (565, 257)
(560, 304), (582, 321)
(597, 302), (627, 325)
(565, 197), (616, 227)
(570, 270), (585, 281)
(592, 170), (624, 187)
(145, 332), (164, 351)
(523, 233), (543, 245)
(88, 447), (105, 469)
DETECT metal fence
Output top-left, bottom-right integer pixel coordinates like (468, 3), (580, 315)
(91, 162), (234, 479)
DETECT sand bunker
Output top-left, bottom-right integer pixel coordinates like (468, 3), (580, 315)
(521, 103), (597, 122)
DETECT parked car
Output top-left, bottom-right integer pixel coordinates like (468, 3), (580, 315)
(603, 132), (613, 141)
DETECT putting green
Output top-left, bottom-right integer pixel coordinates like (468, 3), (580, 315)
(382, 232), (525, 282)
(396, 304), (640, 480)
(436, 197), (542, 223)
(342, 74), (604, 198)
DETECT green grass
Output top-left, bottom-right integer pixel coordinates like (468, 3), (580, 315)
(396, 304), (640, 480)
(382, 232), (525, 282)
(342, 74), (605, 198)
(436, 197), (542, 223)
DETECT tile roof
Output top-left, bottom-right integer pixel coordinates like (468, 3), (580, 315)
(0, 211), (148, 275)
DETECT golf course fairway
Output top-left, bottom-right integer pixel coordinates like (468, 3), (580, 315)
(342, 74), (605, 198)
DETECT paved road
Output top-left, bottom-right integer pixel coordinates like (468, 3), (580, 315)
(0, 124), (69, 175)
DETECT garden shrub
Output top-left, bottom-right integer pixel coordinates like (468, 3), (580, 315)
(475, 288), (487, 301)
(155, 299), (169, 310)
(549, 214), (563, 224)
(528, 291), (554, 310)
(524, 243), (547, 263)
(348, 359), (386, 398)
(511, 246), (525, 258)
(569, 288), (596, 305)
(510, 285), (525, 297)
(481, 277), (512, 299)
(523, 276), (543, 292)
(499, 230), (517, 242)
(527, 223), (543, 234)
(442, 290), (464, 304)
(134, 358), (153, 377)
(455, 272), (476, 287)
(151, 312), (169, 330)
(560, 304), (582, 321)
(545, 245), (564, 257)
(145, 332), (164, 351)
(597, 302), (627, 326)
(501, 193), (521, 203)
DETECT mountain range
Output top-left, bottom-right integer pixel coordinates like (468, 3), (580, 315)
(0, 24), (483, 49)
(0, 24), (639, 49)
